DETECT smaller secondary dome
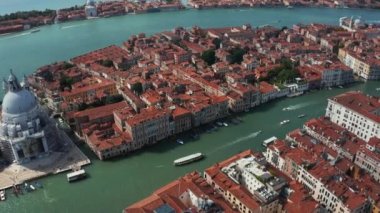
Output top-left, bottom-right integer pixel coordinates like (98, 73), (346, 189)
(2, 89), (37, 115)
(86, 0), (96, 6)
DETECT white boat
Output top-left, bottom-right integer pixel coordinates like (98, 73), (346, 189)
(30, 184), (36, 191)
(0, 190), (5, 201)
(287, 5), (294, 9)
(223, 122), (228, 127)
(297, 114), (306, 118)
(287, 91), (303, 98)
(174, 153), (204, 166)
(280, 120), (290, 125)
(176, 139), (184, 145)
(216, 122), (223, 127)
(282, 107), (291, 111)
(67, 169), (87, 182)
(30, 29), (40, 33)
(338, 85), (344, 89)
(263, 136), (277, 147)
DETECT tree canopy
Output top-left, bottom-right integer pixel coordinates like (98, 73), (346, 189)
(201, 49), (216, 66)
(228, 47), (246, 64)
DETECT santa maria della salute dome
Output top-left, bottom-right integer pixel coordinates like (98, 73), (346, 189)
(0, 71), (59, 164)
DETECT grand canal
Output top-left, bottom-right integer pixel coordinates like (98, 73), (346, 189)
(0, 5), (379, 213)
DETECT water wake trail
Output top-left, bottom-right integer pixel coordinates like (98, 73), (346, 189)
(207, 130), (261, 155)
(43, 190), (56, 203)
(61, 24), (86, 30)
(0, 32), (31, 40)
(284, 101), (316, 111)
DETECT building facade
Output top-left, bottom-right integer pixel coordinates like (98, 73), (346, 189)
(0, 72), (58, 164)
(325, 92), (380, 142)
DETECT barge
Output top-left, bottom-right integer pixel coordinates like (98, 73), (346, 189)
(174, 153), (204, 166)
(67, 169), (87, 182)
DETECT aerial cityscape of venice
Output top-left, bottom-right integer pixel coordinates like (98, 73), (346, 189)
(0, 0), (379, 212)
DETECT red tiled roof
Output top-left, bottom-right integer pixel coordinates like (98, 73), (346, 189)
(329, 91), (380, 123)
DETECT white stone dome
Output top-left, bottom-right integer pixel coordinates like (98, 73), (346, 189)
(2, 89), (37, 115)
(86, 0), (96, 6)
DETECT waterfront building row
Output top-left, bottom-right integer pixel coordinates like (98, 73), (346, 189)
(125, 91), (380, 213)
(28, 23), (380, 160)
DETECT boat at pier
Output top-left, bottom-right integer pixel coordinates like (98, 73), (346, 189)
(0, 190), (5, 201)
(176, 139), (184, 145)
(67, 169), (87, 182)
(174, 153), (204, 166)
(263, 136), (278, 147)
(287, 91), (303, 98)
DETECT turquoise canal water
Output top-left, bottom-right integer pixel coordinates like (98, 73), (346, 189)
(0, 7), (379, 213)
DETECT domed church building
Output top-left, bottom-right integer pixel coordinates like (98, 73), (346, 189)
(0, 71), (58, 164)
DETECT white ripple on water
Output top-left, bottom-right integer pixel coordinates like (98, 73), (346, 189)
(43, 190), (57, 203)
(60, 24), (86, 30)
(0, 32), (31, 40)
(284, 101), (316, 111)
(208, 130), (261, 155)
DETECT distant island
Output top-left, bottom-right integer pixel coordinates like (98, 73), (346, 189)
(0, 0), (379, 35)
(0, 0), (184, 35)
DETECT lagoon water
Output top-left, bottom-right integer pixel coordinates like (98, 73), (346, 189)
(0, 0), (86, 15)
(0, 6), (379, 213)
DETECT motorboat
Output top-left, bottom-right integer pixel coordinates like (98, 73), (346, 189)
(30, 184), (36, 191)
(176, 139), (184, 145)
(223, 122), (228, 127)
(280, 120), (290, 125)
(67, 169), (87, 182)
(297, 114), (306, 118)
(216, 122), (223, 127)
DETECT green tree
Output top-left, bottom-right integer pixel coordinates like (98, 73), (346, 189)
(212, 38), (222, 49)
(201, 49), (216, 66)
(229, 47), (246, 64)
(59, 75), (74, 91)
(62, 62), (74, 69)
(101, 60), (114, 68)
(131, 82), (143, 95)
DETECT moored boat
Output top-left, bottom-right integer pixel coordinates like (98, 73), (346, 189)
(263, 136), (277, 147)
(174, 153), (204, 166)
(67, 169), (87, 182)
(176, 139), (184, 145)
(287, 91), (303, 98)
(0, 190), (5, 201)
(297, 114), (306, 118)
(29, 184), (36, 191)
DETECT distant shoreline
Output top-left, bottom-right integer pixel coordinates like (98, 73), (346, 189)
(0, 4), (379, 36)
